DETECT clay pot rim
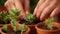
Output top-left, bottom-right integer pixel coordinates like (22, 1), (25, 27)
(0, 24), (30, 34)
(35, 22), (60, 32)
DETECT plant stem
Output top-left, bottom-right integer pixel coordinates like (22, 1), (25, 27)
(21, 31), (23, 34)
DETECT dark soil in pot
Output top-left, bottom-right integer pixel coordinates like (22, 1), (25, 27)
(20, 19), (42, 34)
(39, 25), (58, 30)
(20, 19), (41, 25)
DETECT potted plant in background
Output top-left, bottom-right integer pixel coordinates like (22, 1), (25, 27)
(20, 14), (41, 34)
(0, 11), (9, 27)
(0, 9), (30, 34)
(35, 18), (60, 34)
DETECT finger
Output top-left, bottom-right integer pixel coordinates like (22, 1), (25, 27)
(50, 6), (60, 17)
(14, 0), (24, 11)
(25, 0), (30, 14)
(8, 0), (16, 9)
(20, 0), (24, 4)
(14, 0), (25, 19)
(33, 0), (45, 15)
(4, 1), (11, 11)
(40, 0), (57, 20)
(20, 11), (26, 20)
(36, 0), (51, 19)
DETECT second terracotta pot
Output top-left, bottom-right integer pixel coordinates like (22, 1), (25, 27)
(28, 24), (37, 34)
(35, 22), (60, 34)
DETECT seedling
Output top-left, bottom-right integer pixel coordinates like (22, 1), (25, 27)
(2, 24), (8, 32)
(2, 9), (20, 32)
(2, 9), (27, 34)
(1, 11), (9, 32)
(9, 9), (19, 20)
(25, 14), (36, 23)
(20, 23), (26, 34)
(45, 18), (54, 30)
(11, 20), (19, 31)
(9, 9), (20, 31)
(0, 11), (9, 24)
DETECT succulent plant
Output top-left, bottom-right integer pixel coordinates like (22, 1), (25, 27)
(11, 20), (19, 31)
(2, 9), (20, 32)
(9, 9), (20, 31)
(9, 9), (19, 20)
(25, 14), (36, 23)
(45, 18), (54, 30)
(0, 11), (9, 24)
(2, 24), (8, 32)
(20, 23), (26, 34)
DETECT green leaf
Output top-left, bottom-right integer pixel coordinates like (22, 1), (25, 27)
(11, 20), (19, 31)
(20, 24), (26, 32)
(10, 9), (20, 20)
(25, 14), (36, 23)
(2, 24), (8, 31)
(0, 11), (9, 24)
(45, 18), (54, 30)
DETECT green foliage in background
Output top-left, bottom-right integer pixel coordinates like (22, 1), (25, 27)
(30, 0), (39, 13)
(0, 0), (7, 6)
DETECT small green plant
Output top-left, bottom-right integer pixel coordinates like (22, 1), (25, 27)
(9, 9), (19, 20)
(45, 18), (54, 30)
(2, 9), (20, 32)
(9, 9), (20, 31)
(25, 14), (36, 23)
(0, 11), (9, 24)
(2, 24), (8, 32)
(20, 23), (26, 34)
(11, 20), (19, 31)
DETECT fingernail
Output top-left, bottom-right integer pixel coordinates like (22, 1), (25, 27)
(26, 11), (30, 14)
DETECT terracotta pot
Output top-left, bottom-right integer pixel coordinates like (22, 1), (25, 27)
(53, 22), (60, 28)
(35, 22), (60, 34)
(0, 24), (30, 34)
(20, 20), (41, 34)
(28, 24), (37, 34)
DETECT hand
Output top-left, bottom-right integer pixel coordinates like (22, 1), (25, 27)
(4, 0), (30, 19)
(34, 0), (60, 20)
